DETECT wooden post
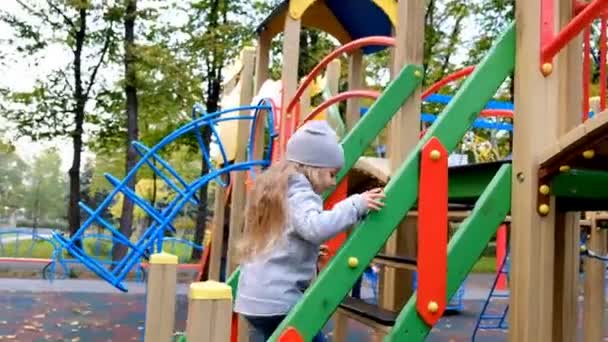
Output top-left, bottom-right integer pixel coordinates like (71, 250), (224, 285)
(209, 181), (226, 281)
(255, 31), (271, 94)
(346, 50), (363, 130)
(380, 0), (424, 311)
(279, 15), (301, 151)
(224, 47), (256, 342)
(226, 47), (256, 274)
(510, 1), (571, 341)
(144, 252), (177, 342)
(583, 212), (606, 342)
(186, 281), (233, 341)
(551, 1), (581, 340)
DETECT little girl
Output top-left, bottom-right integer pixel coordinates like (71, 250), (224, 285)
(234, 120), (385, 342)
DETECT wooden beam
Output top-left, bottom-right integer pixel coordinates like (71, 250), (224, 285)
(279, 15), (301, 149)
(255, 31), (271, 94)
(380, 0), (424, 311)
(346, 50), (363, 130)
(583, 212), (606, 342)
(510, 1), (568, 341)
(551, 0), (581, 340)
(226, 48), (256, 274)
(208, 182), (226, 281)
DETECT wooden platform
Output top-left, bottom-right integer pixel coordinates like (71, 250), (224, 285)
(539, 110), (608, 179)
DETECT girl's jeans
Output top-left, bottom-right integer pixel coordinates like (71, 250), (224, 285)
(244, 315), (326, 342)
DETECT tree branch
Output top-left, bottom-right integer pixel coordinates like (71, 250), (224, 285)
(14, 0), (64, 31)
(46, 0), (75, 29)
(84, 26), (113, 100)
(439, 12), (466, 78)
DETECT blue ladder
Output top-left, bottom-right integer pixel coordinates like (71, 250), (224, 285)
(472, 252), (510, 341)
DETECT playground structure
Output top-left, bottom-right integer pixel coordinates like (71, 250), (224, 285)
(41, 0), (608, 341)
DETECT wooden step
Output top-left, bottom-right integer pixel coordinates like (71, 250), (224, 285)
(373, 253), (417, 271)
(338, 297), (398, 326)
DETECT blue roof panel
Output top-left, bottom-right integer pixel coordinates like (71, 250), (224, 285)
(325, 0), (393, 54)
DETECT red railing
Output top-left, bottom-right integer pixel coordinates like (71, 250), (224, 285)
(541, 0), (608, 72)
(286, 36), (395, 114)
(301, 90), (381, 123)
(421, 66), (475, 98)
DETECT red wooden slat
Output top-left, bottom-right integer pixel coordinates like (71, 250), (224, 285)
(416, 137), (448, 326)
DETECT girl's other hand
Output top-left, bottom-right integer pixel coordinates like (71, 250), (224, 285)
(362, 188), (385, 211)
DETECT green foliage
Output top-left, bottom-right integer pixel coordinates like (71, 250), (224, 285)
(22, 148), (68, 224)
(0, 1), (118, 141)
(0, 138), (27, 214)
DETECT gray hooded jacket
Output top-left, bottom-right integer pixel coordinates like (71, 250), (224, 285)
(233, 173), (368, 316)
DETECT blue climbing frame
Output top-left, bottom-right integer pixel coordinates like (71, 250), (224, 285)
(53, 100), (277, 292)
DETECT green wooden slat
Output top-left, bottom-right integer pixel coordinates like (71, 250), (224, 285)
(552, 168), (608, 199)
(268, 22), (516, 341)
(387, 164), (512, 341)
(226, 63), (424, 298)
(551, 168), (608, 211)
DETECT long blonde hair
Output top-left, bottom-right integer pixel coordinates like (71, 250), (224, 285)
(236, 159), (327, 262)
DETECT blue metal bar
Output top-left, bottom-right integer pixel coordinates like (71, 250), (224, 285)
(78, 202), (141, 251)
(104, 173), (178, 233)
(132, 141), (200, 206)
(424, 93), (514, 110)
(246, 99), (278, 182)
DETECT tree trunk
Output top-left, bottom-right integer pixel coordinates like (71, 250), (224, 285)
(67, 8), (88, 250)
(113, 0), (139, 262)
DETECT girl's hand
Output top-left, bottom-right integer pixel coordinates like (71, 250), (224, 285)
(319, 244), (329, 258)
(362, 188), (385, 211)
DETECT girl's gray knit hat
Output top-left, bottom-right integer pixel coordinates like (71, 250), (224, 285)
(285, 120), (344, 169)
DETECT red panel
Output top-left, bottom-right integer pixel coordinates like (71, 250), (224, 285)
(495, 224), (508, 290)
(278, 327), (304, 342)
(417, 137), (448, 326)
(231, 313), (239, 342)
(319, 178), (349, 270)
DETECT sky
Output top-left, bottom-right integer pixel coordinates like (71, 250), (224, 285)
(0, 0), (78, 172)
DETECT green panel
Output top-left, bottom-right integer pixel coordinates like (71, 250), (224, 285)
(226, 63), (424, 298)
(552, 169), (608, 211)
(268, 22), (516, 342)
(448, 161), (509, 204)
(387, 164), (512, 341)
(552, 168), (608, 199)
